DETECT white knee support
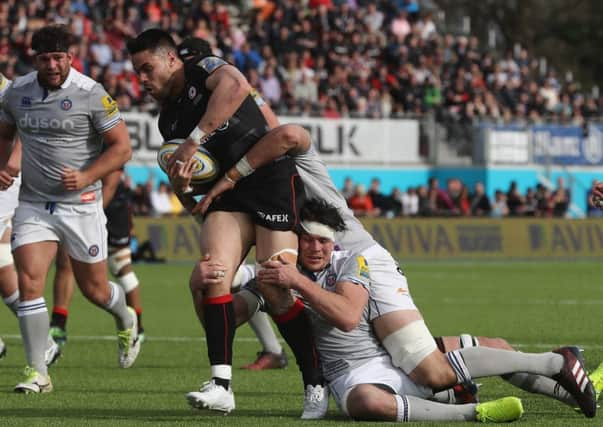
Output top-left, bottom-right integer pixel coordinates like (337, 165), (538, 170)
(232, 264), (255, 290)
(0, 243), (13, 268)
(459, 334), (479, 348)
(255, 249), (298, 274)
(382, 320), (438, 374)
(117, 271), (139, 293)
(108, 247), (132, 276)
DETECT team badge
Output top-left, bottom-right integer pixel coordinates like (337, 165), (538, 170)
(326, 273), (337, 287)
(356, 256), (369, 279)
(21, 96), (31, 107)
(88, 244), (99, 257)
(101, 95), (118, 117)
(60, 98), (72, 110)
(198, 56), (227, 74)
(188, 86), (197, 99)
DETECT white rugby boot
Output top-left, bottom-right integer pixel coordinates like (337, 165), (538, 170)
(186, 379), (235, 414)
(118, 307), (141, 368)
(301, 384), (329, 419)
(14, 366), (53, 393)
(44, 336), (61, 366)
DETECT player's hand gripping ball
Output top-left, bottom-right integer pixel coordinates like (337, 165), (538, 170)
(157, 139), (219, 188)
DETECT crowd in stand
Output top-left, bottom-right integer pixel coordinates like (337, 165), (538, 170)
(0, 0), (600, 123)
(123, 172), (602, 219)
(339, 175), (593, 218)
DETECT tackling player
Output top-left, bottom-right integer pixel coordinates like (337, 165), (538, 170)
(0, 25), (140, 393)
(202, 198), (525, 422)
(127, 29), (318, 414)
(196, 126), (598, 418)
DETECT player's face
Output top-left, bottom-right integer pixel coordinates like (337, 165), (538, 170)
(35, 52), (72, 89)
(131, 49), (177, 102)
(299, 232), (334, 272)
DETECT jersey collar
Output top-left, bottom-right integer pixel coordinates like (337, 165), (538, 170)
(60, 68), (75, 89)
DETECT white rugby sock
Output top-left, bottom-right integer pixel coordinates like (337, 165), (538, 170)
(18, 297), (49, 375)
(248, 311), (282, 354)
(103, 281), (133, 330)
(448, 348), (564, 383)
(396, 394), (476, 421)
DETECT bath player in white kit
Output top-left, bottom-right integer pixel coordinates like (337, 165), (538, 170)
(0, 25), (140, 393)
(196, 125), (597, 418)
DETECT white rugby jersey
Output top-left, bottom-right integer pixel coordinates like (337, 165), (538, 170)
(0, 73), (20, 218)
(301, 250), (387, 383)
(293, 145), (377, 253)
(0, 68), (122, 204)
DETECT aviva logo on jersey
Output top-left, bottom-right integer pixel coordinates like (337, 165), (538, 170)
(102, 95), (118, 117)
(356, 256), (369, 279)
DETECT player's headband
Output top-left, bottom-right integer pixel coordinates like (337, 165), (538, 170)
(33, 41), (70, 55)
(300, 221), (336, 241)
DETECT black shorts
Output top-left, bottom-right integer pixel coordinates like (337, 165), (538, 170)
(105, 202), (132, 248)
(206, 157), (305, 231)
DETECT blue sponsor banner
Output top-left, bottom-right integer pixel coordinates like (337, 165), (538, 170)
(532, 124), (603, 165)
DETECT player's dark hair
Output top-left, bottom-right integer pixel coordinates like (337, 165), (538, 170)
(32, 24), (74, 54)
(126, 29), (177, 55)
(300, 198), (347, 232)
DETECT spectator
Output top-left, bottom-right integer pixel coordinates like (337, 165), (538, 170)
(259, 65), (281, 105)
(523, 187), (537, 217)
(470, 182), (491, 216)
(587, 180), (603, 218)
(340, 176), (355, 200)
(506, 181), (524, 216)
(150, 182), (173, 217)
(401, 186), (419, 216)
(348, 184), (379, 217)
(491, 190), (509, 217)
(552, 176), (571, 217)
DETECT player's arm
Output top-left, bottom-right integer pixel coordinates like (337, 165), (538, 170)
(193, 124), (311, 214)
(0, 121), (18, 190)
(258, 260), (368, 332)
(62, 121), (132, 191)
(167, 62), (251, 174)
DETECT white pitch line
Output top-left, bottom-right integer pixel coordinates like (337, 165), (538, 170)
(440, 298), (603, 305)
(1, 334), (602, 350)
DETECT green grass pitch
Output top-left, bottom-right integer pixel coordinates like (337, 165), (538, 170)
(0, 261), (601, 426)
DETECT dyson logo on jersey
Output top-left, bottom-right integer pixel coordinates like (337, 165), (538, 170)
(18, 113), (75, 132)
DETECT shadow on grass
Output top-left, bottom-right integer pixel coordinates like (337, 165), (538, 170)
(0, 408), (300, 419)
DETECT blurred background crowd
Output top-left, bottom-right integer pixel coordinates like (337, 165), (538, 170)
(1, 0), (600, 124)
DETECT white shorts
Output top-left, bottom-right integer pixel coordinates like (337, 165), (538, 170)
(0, 214), (12, 240)
(329, 354), (432, 416)
(11, 200), (107, 263)
(361, 244), (417, 320)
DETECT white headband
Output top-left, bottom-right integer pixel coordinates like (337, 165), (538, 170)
(300, 221), (336, 241)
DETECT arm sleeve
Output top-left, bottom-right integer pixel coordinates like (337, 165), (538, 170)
(89, 83), (122, 134)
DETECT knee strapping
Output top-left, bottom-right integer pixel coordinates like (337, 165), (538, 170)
(108, 247), (131, 276)
(117, 271), (139, 293)
(255, 248), (298, 274)
(382, 320), (437, 374)
(0, 243), (13, 268)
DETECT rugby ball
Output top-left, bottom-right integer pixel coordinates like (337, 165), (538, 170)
(157, 138), (219, 184)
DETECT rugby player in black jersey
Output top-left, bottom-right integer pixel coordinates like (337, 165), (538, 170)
(127, 30), (323, 416)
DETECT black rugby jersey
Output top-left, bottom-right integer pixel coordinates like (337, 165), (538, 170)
(158, 55), (270, 181)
